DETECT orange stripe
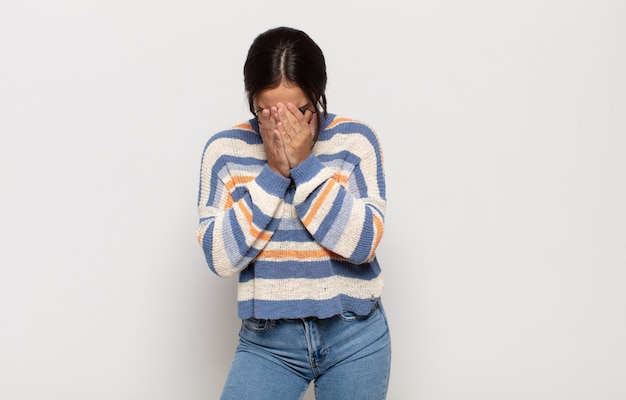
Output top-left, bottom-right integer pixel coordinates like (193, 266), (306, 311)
(196, 225), (207, 245)
(224, 175), (255, 192)
(223, 176), (254, 210)
(367, 213), (384, 260)
(238, 199), (272, 241)
(223, 193), (234, 210)
(327, 117), (353, 129)
(233, 122), (254, 130)
(259, 248), (332, 260)
(221, 175), (271, 240)
(303, 179), (336, 226)
(301, 174), (346, 226)
(233, 175), (255, 184)
(250, 227), (272, 241)
(333, 172), (348, 185)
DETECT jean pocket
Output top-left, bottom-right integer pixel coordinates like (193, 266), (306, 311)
(339, 302), (379, 322)
(241, 317), (273, 332)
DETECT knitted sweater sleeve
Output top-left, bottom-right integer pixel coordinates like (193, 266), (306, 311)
(196, 131), (291, 277)
(290, 121), (386, 264)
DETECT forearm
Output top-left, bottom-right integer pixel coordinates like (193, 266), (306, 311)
(291, 153), (386, 264)
(197, 165), (291, 276)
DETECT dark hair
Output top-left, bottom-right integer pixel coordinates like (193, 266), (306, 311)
(243, 27), (328, 130)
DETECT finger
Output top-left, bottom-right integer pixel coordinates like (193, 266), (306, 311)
(276, 106), (296, 140)
(273, 128), (284, 149)
(271, 106), (279, 122)
(309, 112), (317, 136)
(258, 108), (272, 128)
(275, 105), (283, 123)
(283, 102), (306, 130)
(286, 103), (308, 132)
(276, 122), (292, 145)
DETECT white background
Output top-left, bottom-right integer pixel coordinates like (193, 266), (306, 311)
(1, 1), (625, 399)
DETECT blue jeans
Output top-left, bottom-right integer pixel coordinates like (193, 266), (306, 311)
(220, 302), (391, 400)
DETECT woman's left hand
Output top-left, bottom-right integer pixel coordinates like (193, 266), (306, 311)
(273, 102), (317, 169)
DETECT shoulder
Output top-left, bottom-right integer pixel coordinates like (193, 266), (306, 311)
(204, 120), (259, 148)
(321, 114), (383, 153)
(201, 120), (260, 154)
(325, 114), (374, 132)
(199, 120), (261, 166)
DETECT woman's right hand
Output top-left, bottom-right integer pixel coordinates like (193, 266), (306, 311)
(258, 107), (291, 178)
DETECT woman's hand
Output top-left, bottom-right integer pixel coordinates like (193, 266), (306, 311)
(258, 107), (291, 178)
(275, 102), (317, 169)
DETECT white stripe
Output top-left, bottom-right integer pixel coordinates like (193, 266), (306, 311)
(237, 274), (384, 302)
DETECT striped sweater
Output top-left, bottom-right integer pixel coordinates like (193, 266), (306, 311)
(196, 113), (386, 320)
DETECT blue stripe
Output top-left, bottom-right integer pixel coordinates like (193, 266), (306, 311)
(315, 187), (346, 242)
(223, 200), (284, 266)
(318, 121), (386, 198)
(323, 122), (378, 150)
(255, 166), (291, 197)
(208, 126), (260, 145)
(197, 126), (261, 207)
(201, 221), (216, 274)
(231, 186), (247, 203)
(204, 156), (264, 206)
(237, 293), (380, 320)
(349, 206), (375, 262)
(223, 212), (248, 265)
(350, 161), (369, 196)
(317, 151), (376, 198)
(317, 150), (356, 165)
(248, 197), (275, 233)
(238, 259), (381, 282)
(271, 227), (314, 242)
(321, 193), (353, 250)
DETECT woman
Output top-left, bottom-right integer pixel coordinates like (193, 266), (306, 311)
(197, 26), (391, 399)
